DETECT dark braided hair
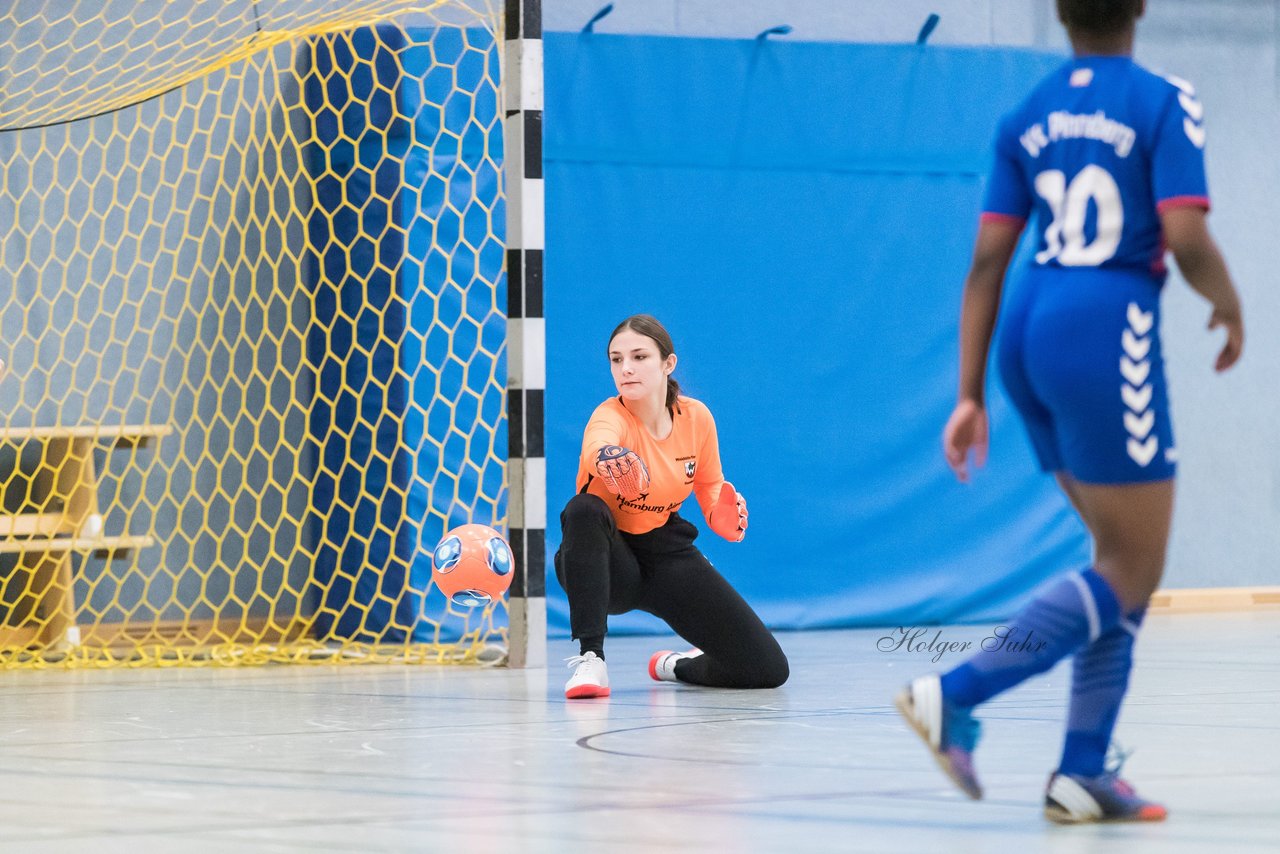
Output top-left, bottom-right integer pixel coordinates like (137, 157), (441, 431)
(1057, 0), (1142, 34)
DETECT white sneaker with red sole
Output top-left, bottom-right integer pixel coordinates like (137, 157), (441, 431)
(564, 652), (610, 699)
(648, 649), (701, 683)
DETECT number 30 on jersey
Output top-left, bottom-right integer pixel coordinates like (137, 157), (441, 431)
(1034, 165), (1123, 266)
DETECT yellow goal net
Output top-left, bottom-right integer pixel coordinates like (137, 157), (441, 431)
(0, 1), (514, 667)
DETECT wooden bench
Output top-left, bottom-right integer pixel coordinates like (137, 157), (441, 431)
(0, 425), (170, 650)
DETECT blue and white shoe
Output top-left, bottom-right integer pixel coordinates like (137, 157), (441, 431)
(894, 674), (983, 799)
(1045, 749), (1167, 823)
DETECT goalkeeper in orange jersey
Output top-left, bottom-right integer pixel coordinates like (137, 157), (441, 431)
(555, 314), (788, 699)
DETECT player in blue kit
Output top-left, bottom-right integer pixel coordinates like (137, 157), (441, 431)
(894, 0), (1245, 823)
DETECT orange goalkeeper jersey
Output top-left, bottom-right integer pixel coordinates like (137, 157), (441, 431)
(575, 395), (726, 535)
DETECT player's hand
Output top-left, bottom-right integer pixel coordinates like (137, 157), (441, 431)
(1208, 303), (1244, 372)
(709, 481), (748, 542)
(595, 445), (650, 500)
(943, 399), (988, 483)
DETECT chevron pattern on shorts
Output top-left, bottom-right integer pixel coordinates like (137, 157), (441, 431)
(1122, 303), (1157, 466)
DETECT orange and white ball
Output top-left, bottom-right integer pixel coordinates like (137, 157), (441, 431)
(431, 524), (514, 607)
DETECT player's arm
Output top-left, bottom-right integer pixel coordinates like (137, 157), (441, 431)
(1161, 206), (1244, 372)
(1151, 79), (1242, 372)
(956, 219), (1023, 405)
(581, 411), (650, 499)
(691, 406), (747, 542)
(944, 218), (1023, 482)
(944, 114), (1029, 482)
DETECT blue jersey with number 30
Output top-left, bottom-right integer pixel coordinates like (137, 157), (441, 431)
(982, 56), (1209, 284)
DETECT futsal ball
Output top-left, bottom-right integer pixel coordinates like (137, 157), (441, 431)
(431, 524), (514, 607)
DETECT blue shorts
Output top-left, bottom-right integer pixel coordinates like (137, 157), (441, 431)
(996, 266), (1176, 484)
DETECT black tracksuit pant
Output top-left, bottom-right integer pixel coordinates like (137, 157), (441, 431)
(554, 493), (788, 689)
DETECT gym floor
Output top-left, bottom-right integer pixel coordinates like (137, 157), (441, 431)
(1, 610), (1276, 852)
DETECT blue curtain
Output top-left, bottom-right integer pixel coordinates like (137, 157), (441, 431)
(543, 35), (1090, 636)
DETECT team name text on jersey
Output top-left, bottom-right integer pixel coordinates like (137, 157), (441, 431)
(1020, 110), (1137, 159)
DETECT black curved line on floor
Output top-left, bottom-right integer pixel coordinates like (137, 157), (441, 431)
(575, 708), (907, 768)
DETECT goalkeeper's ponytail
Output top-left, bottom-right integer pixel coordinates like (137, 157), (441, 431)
(607, 313), (680, 410)
(665, 374), (681, 410)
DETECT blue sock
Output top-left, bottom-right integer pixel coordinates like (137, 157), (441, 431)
(1058, 608), (1146, 777)
(941, 568), (1121, 709)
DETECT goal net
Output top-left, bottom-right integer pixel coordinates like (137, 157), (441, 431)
(0, 0), (520, 667)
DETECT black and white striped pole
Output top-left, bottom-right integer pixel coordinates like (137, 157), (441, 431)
(503, 0), (546, 669)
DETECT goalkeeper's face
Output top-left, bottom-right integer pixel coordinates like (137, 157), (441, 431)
(608, 329), (676, 405)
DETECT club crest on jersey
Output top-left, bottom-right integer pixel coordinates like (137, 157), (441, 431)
(685, 461), (696, 478)
(1069, 68), (1093, 88)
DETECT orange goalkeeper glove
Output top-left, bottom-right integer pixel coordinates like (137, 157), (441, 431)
(709, 481), (748, 542)
(594, 445), (650, 500)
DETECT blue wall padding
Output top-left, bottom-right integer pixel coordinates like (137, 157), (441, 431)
(305, 27), (505, 642)
(542, 34), (1091, 637)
